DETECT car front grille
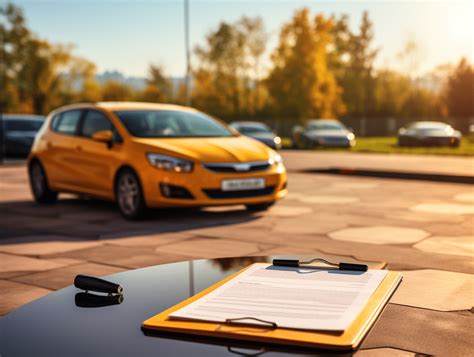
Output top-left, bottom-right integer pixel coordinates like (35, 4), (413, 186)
(203, 186), (276, 199)
(202, 161), (271, 173)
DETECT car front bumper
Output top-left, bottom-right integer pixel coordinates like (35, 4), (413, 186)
(139, 162), (287, 208)
(308, 137), (354, 147)
(399, 135), (460, 146)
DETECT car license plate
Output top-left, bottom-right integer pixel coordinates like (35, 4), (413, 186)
(221, 178), (265, 191)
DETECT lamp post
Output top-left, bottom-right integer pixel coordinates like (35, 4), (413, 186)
(0, 26), (6, 164)
(184, 0), (191, 106)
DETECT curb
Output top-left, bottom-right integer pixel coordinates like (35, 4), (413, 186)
(303, 168), (474, 184)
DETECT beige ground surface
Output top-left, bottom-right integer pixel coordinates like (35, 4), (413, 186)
(0, 153), (473, 355)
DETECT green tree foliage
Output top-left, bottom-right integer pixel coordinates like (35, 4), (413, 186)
(330, 11), (377, 118)
(101, 80), (133, 101)
(1, 3), (101, 114)
(266, 9), (345, 120)
(1, 2), (470, 125)
(445, 58), (474, 118)
(373, 70), (443, 119)
(143, 64), (172, 102)
(192, 16), (267, 119)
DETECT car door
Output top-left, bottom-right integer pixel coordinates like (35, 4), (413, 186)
(73, 109), (123, 198)
(42, 109), (85, 190)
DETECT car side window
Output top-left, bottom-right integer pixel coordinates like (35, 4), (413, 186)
(53, 110), (82, 135)
(81, 110), (122, 142)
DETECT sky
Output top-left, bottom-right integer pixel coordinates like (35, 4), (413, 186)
(10, 0), (473, 78)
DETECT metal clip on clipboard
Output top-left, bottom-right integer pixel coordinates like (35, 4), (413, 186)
(272, 258), (368, 271)
(225, 317), (278, 329)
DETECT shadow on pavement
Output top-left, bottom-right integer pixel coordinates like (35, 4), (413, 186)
(0, 197), (261, 243)
(303, 168), (474, 184)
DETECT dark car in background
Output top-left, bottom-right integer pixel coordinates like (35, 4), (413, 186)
(1, 115), (45, 157)
(398, 121), (461, 147)
(292, 119), (355, 149)
(230, 121), (282, 150)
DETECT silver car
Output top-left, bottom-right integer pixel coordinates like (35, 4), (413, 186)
(398, 121), (461, 147)
(293, 119), (355, 149)
(230, 121), (282, 150)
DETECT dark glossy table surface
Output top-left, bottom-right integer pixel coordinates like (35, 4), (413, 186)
(0, 257), (394, 356)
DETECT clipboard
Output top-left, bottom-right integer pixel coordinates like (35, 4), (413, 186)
(143, 263), (402, 351)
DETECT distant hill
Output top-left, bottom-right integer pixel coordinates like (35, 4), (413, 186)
(96, 71), (147, 90)
(95, 71), (186, 94)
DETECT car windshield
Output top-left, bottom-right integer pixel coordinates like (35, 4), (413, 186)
(5, 120), (43, 131)
(308, 122), (344, 130)
(236, 125), (271, 134)
(408, 122), (449, 130)
(114, 110), (234, 138)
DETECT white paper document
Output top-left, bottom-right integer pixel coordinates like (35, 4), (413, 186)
(170, 263), (388, 331)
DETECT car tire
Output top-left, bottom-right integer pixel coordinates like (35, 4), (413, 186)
(115, 168), (146, 220)
(246, 202), (275, 212)
(29, 160), (58, 204)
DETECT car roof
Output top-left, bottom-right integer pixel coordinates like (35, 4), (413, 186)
(54, 102), (196, 113)
(3, 114), (45, 121)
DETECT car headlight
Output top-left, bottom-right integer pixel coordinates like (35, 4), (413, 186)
(347, 133), (355, 140)
(269, 153), (283, 166)
(273, 136), (282, 145)
(146, 153), (193, 173)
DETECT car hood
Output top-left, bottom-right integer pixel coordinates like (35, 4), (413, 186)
(134, 136), (272, 162)
(306, 129), (349, 138)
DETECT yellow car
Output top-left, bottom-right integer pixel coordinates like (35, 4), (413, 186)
(28, 102), (287, 219)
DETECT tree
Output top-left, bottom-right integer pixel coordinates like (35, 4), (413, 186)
(238, 16), (267, 114)
(373, 70), (411, 117)
(193, 21), (246, 118)
(445, 58), (474, 118)
(101, 80), (133, 101)
(337, 11), (378, 118)
(396, 38), (424, 79)
(192, 16), (267, 119)
(266, 9), (345, 120)
(69, 57), (101, 103)
(145, 64), (171, 102)
(0, 3), (100, 113)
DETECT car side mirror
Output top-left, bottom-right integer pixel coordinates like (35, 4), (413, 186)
(91, 130), (113, 143)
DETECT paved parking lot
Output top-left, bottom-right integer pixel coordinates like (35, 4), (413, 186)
(0, 153), (473, 355)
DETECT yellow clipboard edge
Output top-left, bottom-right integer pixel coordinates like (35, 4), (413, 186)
(143, 263), (402, 351)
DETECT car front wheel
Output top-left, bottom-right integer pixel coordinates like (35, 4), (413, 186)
(115, 169), (146, 220)
(29, 160), (58, 203)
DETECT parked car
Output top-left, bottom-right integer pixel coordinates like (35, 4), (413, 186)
(229, 121), (282, 150)
(292, 119), (355, 148)
(28, 102), (287, 219)
(1, 115), (45, 157)
(398, 121), (461, 147)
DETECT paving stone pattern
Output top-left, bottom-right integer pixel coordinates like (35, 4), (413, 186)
(0, 160), (473, 355)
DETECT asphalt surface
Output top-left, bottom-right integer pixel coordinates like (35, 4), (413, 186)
(0, 151), (473, 356)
